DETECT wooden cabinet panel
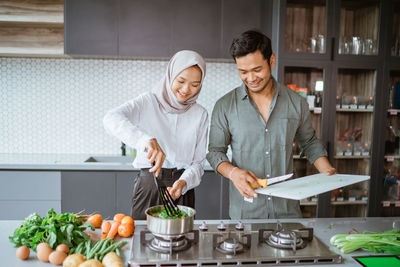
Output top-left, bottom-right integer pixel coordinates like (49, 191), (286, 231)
(64, 0), (118, 56)
(61, 172), (116, 218)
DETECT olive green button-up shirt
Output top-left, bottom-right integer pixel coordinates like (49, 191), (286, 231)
(206, 79), (327, 219)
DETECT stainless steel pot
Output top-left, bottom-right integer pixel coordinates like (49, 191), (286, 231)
(145, 205), (195, 238)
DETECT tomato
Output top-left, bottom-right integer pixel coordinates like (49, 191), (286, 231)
(87, 214), (102, 228)
(113, 213), (125, 223)
(121, 216), (134, 226)
(118, 223), (134, 237)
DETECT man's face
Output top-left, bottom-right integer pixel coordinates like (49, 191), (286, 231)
(235, 50), (275, 93)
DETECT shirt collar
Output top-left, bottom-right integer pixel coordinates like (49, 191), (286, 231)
(238, 77), (280, 100)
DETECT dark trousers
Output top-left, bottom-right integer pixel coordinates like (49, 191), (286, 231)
(131, 168), (195, 220)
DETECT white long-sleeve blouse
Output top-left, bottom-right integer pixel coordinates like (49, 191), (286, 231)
(103, 92), (209, 194)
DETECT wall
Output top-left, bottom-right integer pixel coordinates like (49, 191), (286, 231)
(0, 57), (241, 154)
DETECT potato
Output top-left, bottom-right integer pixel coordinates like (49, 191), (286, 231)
(102, 252), (123, 267)
(63, 254), (86, 267)
(79, 259), (104, 267)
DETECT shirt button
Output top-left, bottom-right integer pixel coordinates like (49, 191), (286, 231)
(265, 151), (269, 155)
(267, 174), (270, 178)
(265, 129), (268, 132)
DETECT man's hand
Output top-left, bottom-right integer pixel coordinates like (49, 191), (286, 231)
(146, 138), (166, 177)
(314, 157), (336, 176)
(230, 168), (260, 198)
(324, 166), (337, 176)
(167, 180), (187, 200)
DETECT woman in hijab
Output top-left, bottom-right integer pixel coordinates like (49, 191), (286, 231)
(103, 50), (208, 219)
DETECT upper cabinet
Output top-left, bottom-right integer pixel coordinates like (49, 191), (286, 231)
(64, 0), (118, 56)
(64, 0), (271, 59)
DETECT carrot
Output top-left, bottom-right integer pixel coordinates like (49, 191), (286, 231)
(100, 221), (111, 240)
(106, 222), (120, 239)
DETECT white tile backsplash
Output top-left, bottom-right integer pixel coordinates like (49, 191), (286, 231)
(0, 57), (241, 154)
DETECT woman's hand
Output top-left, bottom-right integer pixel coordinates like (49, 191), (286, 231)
(146, 138), (166, 177)
(167, 180), (187, 200)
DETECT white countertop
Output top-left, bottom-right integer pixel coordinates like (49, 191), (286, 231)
(0, 153), (214, 171)
(2, 217), (399, 267)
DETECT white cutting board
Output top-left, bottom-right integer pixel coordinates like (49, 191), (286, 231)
(255, 173), (370, 200)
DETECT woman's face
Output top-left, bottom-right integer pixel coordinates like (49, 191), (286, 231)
(171, 65), (202, 103)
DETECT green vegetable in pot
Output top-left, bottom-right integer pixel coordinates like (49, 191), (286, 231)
(152, 209), (188, 219)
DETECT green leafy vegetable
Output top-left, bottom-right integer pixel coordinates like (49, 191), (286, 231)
(330, 229), (400, 254)
(9, 208), (94, 251)
(154, 209), (188, 219)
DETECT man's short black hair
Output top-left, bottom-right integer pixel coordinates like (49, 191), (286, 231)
(230, 30), (272, 62)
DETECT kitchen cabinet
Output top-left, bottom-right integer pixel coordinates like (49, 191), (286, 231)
(274, 0), (390, 217)
(64, 0), (119, 56)
(0, 171), (61, 219)
(61, 171), (116, 217)
(194, 171), (230, 219)
(116, 171), (138, 215)
(65, 0), (271, 59)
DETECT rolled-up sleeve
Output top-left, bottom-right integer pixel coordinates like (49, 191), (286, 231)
(295, 98), (327, 164)
(179, 110), (209, 194)
(206, 99), (231, 172)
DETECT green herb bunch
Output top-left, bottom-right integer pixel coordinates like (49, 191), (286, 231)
(9, 208), (95, 251)
(330, 229), (400, 255)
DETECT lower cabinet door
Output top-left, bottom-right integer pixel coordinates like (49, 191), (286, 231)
(116, 171), (138, 216)
(61, 172), (115, 218)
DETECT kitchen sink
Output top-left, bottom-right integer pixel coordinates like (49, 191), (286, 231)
(84, 156), (135, 163)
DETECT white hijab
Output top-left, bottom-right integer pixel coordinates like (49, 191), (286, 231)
(153, 50), (206, 114)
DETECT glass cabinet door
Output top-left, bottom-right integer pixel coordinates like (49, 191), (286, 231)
(285, 0), (327, 54)
(332, 68), (376, 217)
(383, 70), (400, 216)
(338, 0), (380, 56)
(283, 66), (325, 217)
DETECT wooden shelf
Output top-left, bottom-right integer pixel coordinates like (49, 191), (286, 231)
(0, 0), (64, 55)
(334, 155), (370, 159)
(331, 200), (367, 205)
(0, 0), (63, 24)
(336, 108), (374, 112)
(388, 109), (400, 115)
(300, 200), (368, 206)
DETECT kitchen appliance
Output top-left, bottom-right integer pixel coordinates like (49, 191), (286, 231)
(128, 221), (342, 266)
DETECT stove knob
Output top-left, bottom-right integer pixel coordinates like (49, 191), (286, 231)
(199, 221), (208, 231)
(217, 221), (226, 231)
(235, 221), (244, 231)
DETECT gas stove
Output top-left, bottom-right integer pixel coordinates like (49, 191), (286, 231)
(128, 221), (342, 266)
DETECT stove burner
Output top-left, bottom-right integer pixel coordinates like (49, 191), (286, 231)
(216, 238), (244, 255)
(140, 230), (199, 255)
(267, 229), (304, 250)
(258, 222), (313, 253)
(213, 232), (251, 255)
(149, 235), (191, 253)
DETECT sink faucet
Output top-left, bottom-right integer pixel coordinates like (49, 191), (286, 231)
(121, 142), (126, 156)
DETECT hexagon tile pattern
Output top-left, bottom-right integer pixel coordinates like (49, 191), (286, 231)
(0, 57), (241, 154)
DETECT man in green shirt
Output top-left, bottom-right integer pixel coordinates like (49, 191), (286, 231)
(206, 30), (336, 219)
